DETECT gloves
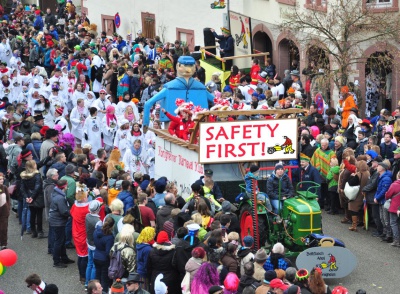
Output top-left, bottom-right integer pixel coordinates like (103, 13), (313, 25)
(84, 133), (88, 140)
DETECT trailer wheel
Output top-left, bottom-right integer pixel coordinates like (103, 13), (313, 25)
(267, 147), (275, 154)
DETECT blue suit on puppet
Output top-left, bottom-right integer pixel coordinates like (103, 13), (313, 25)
(143, 56), (214, 126)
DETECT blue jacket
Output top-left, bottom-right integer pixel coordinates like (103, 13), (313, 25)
(33, 16), (44, 31)
(50, 161), (67, 178)
(50, 29), (59, 41)
(48, 187), (70, 227)
(153, 192), (166, 208)
(244, 172), (258, 193)
(297, 164), (321, 196)
(380, 142), (397, 164)
(267, 173), (295, 200)
(117, 74), (130, 98)
(117, 190), (134, 214)
(44, 48), (52, 67)
(93, 225), (115, 261)
(116, 40), (127, 51)
(136, 243), (152, 276)
(26, 140), (42, 163)
(375, 170), (393, 204)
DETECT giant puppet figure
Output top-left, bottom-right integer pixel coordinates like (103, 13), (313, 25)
(143, 56), (214, 126)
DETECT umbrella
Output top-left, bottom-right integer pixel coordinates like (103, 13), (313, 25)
(363, 198), (368, 231)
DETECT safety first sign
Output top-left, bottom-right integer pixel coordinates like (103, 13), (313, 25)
(199, 119), (298, 163)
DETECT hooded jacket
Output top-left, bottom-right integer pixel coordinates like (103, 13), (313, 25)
(266, 172), (294, 200)
(117, 190), (134, 215)
(136, 243), (153, 276)
(93, 224), (115, 261)
(173, 237), (206, 281)
(43, 177), (57, 219)
(20, 170), (44, 208)
(375, 170), (393, 204)
(48, 187), (70, 226)
(5, 143), (21, 174)
(147, 243), (180, 293)
(362, 168), (379, 204)
(237, 247), (254, 276)
(185, 257), (203, 284)
(385, 179), (400, 213)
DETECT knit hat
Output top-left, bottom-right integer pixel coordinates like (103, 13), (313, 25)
(366, 150), (378, 159)
(331, 118), (341, 125)
(334, 136), (345, 146)
(287, 285), (300, 294)
(154, 178), (167, 193)
(242, 235), (254, 247)
(221, 27), (230, 34)
(272, 242), (284, 254)
(209, 286), (223, 294)
(254, 249), (268, 262)
(250, 165), (259, 173)
(269, 278), (289, 290)
(258, 94), (266, 100)
(89, 200), (101, 213)
(191, 247), (206, 259)
(20, 149), (32, 159)
(221, 200), (231, 213)
(110, 279), (124, 293)
(296, 268), (310, 281)
(140, 180), (150, 191)
(154, 274), (168, 294)
(264, 270), (277, 284)
(156, 231), (170, 244)
(332, 286), (349, 294)
(55, 107), (64, 116)
(275, 163), (284, 171)
(300, 153), (310, 162)
(65, 164), (75, 175)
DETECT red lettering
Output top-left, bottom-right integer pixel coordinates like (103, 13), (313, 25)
(231, 125), (240, 139)
(267, 123), (279, 137)
(218, 144), (222, 158)
(225, 144), (236, 158)
(205, 126), (214, 140)
(238, 143), (246, 157)
(206, 144), (216, 158)
(253, 124), (266, 138)
(215, 127), (229, 140)
(243, 125), (252, 139)
(247, 142), (260, 156)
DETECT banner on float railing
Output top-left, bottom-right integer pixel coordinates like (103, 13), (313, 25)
(199, 119), (298, 163)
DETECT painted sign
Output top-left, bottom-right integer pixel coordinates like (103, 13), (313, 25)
(199, 119), (298, 163)
(296, 246), (357, 279)
(229, 11), (252, 69)
(114, 13), (121, 28)
(155, 136), (204, 198)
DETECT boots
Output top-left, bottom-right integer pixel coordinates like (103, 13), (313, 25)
(349, 216), (358, 231)
(31, 230), (38, 238)
(341, 208), (351, 223)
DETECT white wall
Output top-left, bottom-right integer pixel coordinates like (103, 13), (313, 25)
(83, 0), (229, 45)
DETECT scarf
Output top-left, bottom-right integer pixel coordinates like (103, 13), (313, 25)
(125, 112), (135, 121)
(132, 130), (141, 137)
(8, 122), (21, 140)
(106, 105), (117, 126)
(131, 146), (142, 157)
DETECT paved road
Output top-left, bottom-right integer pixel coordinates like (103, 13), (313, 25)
(1, 210), (399, 293)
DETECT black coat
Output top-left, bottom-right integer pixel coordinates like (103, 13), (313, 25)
(362, 168), (379, 204)
(20, 171), (44, 208)
(147, 243), (180, 294)
(266, 173), (295, 200)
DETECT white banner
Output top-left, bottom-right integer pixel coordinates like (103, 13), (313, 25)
(199, 119), (298, 163)
(229, 11), (252, 69)
(155, 136), (204, 198)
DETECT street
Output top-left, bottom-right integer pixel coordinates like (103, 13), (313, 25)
(0, 209), (399, 293)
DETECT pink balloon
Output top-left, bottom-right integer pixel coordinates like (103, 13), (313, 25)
(0, 249), (18, 267)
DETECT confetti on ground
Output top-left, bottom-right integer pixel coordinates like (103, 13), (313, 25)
(372, 284), (376, 287)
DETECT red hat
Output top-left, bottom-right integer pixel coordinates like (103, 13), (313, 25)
(39, 126), (50, 137)
(99, 89), (107, 94)
(135, 47), (141, 52)
(332, 286), (349, 294)
(21, 150), (32, 159)
(47, 41), (54, 47)
(55, 107), (64, 116)
(35, 10), (41, 15)
(156, 231), (170, 244)
(269, 279), (289, 291)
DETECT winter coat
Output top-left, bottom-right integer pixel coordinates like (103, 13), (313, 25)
(263, 253), (291, 271)
(48, 187), (70, 227)
(147, 243), (180, 294)
(266, 173), (294, 200)
(0, 184), (10, 218)
(173, 237), (207, 281)
(238, 275), (260, 293)
(375, 170), (393, 204)
(221, 252), (239, 275)
(43, 178), (57, 219)
(237, 247), (254, 277)
(301, 143), (316, 159)
(136, 243), (152, 277)
(20, 170), (44, 208)
(93, 225), (115, 261)
(253, 262), (266, 282)
(109, 242), (136, 277)
(156, 204), (175, 233)
(5, 143), (21, 174)
(326, 166), (340, 190)
(348, 161), (369, 212)
(385, 179), (400, 213)
(117, 190), (134, 215)
(362, 168), (379, 204)
(380, 142), (397, 164)
(297, 164), (321, 196)
(50, 161), (67, 178)
(185, 257), (203, 284)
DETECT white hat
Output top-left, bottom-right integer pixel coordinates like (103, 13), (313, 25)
(187, 223), (200, 232)
(295, 91), (302, 99)
(83, 143), (92, 149)
(212, 72), (221, 77)
(119, 118), (129, 127)
(354, 80), (360, 86)
(137, 30), (142, 35)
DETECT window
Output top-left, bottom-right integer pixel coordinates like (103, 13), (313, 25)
(276, 0), (296, 5)
(365, 0), (398, 12)
(367, 0), (392, 7)
(304, 0), (328, 11)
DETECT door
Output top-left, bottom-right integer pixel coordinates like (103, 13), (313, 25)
(176, 28), (195, 52)
(101, 15), (115, 37)
(141, 12), (156, 39)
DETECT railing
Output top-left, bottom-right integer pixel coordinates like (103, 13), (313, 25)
(246, 166), (299, 181)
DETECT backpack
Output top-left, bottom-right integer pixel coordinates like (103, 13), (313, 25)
(108, 244), (128, 280)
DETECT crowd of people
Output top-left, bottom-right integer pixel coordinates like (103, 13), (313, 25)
(0, 1), (396, 294)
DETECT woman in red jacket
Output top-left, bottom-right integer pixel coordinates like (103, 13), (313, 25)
(162, 107), (194, 141)
(385, 171), (400, 246)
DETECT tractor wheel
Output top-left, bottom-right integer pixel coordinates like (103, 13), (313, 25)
(211, 3), (215, 8)
(239, 203), (269, 249)
(267, 147), (275, 154)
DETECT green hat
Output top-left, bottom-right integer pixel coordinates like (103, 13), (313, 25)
(300, 153), (310, 162)
(74, 45), (81, 50)
(92, 49), (98, 55)
(89, 42), (95, 47)
(16, 36), (23, 41)
(220, 27), (230, 34)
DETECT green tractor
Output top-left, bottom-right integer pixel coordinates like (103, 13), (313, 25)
(238, 180), (345, 256)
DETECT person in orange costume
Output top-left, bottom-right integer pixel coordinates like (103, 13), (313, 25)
(340, 86), (357, 129)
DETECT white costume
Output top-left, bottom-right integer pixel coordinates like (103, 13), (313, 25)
(9, 55), (25, 71)
(84, 91), (97, 109)
(115, 100), (139, 122)
(101, 115), (118, 150)
(113, 128), (132, 159)
(72, 91), (86, 108)
(82, 115), (103, 154)
(70, 106), (89, 140)
(91, 55), (106, 93)
(146, 146), (155, 179)
(123, 146), (148, 178)
(0, 80), (13, 101)
(92, 96), (111, 122)
(49, 94), (68, 116)
(33, 103), (54, 128)
(54, 115), (70, 133)
(0, 40), (12, 66)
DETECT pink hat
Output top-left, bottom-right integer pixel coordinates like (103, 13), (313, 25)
(310, 125), (320, 139)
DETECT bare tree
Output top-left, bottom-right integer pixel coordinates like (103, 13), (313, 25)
(280, 0), (400, 90)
